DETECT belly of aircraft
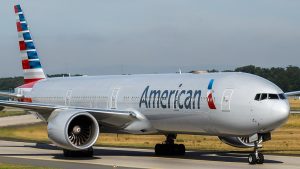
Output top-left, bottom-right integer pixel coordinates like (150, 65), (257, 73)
(143, 109), (212, 134)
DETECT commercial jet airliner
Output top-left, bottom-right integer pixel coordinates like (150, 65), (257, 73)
(0, 4), (298, 164)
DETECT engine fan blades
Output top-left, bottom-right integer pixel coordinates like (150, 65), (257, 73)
(240, 137), (250, 143)
(68, 125), (92, 146)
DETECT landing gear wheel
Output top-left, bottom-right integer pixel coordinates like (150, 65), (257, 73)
(63, 147), (94, 158)
(248, 136), (265, 165)
(256, 153), (264, 164)
(154, 144), (185, 156)
(248, 153), (256, 165)
(155, 144), (163, 155)
(155, 134), (186, 156)
(178, 144), (186, 155)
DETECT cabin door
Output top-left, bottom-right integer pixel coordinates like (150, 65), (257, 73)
(110, 88), (120, 109)
(65, 89), (72, 106)
(221, 89), (233, 112)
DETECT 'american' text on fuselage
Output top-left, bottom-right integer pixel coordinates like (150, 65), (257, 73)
(139, 84), (202, 109)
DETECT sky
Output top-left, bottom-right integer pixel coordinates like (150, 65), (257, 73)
(0, 0), (300, 77)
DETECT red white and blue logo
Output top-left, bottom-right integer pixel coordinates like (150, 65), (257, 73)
(14, 4), (46, 85)
(207, 79), (216, 109)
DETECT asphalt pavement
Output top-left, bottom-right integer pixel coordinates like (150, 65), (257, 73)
(0, 140), (299, 169)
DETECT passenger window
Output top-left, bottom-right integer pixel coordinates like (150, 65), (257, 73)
(254, 94), (260, 101)
(268, 94), (279, 99)
(260, 93), (268, 100)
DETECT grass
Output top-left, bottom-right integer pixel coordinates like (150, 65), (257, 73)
(0, 114), (300, 155)
(0, 108), (26, 117)
(0, 111), (26, 117)
(289, 98), (300, 111)
(0, 163), (57, 169)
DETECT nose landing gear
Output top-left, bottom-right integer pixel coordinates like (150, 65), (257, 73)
(248, 140), (264, 164)
(155, 134), (185, 156)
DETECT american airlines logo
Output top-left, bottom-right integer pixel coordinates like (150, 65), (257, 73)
(207, 79), (216, 109)
(139, 84), (202, 110)
(139, 79), (217, 110)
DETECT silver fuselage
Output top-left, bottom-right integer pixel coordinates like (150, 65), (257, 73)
(24, 72), (290, 136)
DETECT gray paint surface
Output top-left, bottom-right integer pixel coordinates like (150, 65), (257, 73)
(28, 72), (289, 136)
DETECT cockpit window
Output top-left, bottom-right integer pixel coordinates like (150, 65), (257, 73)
(268, 94), (279, 99)
(254, 94), (261, 101)
(279, 93), (287, 100)
(254, 93), (286, 101)
(260, 93), (268, 100)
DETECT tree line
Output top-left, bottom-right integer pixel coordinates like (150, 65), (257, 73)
(0, 66), (299, 92)
(208, 65), (300, 92)
(0, 74), (81, 91)
(236, 65), (300, 92)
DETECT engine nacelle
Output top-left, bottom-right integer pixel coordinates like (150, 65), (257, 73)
(48, 109), (99, 150)
(218, 136), (262, 148)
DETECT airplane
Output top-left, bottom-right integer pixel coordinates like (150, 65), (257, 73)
(0, 4), (297, 165)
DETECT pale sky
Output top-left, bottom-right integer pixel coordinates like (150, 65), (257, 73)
(1, 0), (300, 77)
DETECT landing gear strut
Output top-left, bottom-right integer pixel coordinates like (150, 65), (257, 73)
(248, 140), (264, 164)
(63, 147), (94, 158)
(155, 134), (185, 156)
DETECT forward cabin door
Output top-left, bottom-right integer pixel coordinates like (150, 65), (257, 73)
(110, 88), (120, 109)
(221, 89), (233, 112)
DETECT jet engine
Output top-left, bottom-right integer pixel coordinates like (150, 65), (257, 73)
(218, 136), (262, 148)
(47, 109), (99, 150)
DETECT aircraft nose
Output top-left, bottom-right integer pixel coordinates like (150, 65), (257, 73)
(271, 101), (290, 127)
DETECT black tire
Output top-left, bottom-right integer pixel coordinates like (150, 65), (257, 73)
(63, 149), (72, 157)
(155, 144), (162, 155)
(248, 153), (256, 165)
(178, 144), (186, 156)
(257, 153), (264, 164)
(165, 144), (173, 155)
(155, 144), (186, 156)
(63, 148), (93, 158)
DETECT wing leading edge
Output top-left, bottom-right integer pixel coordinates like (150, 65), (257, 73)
(0, 100), (137, 128)
(0, 92), (22, 99)
(285, 91), (300, 96)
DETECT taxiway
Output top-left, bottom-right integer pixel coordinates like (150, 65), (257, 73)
(0, 140), (299, 169)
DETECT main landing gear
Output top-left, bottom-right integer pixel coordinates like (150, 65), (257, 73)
(63, 147), (94, 158)
(155, 134), (185, 156)
(248, 140), (264, 164)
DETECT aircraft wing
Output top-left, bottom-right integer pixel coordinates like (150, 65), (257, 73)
(285, 91), (300, 96)
(0, 92), (22, 99)
(0, 100), (137, 128)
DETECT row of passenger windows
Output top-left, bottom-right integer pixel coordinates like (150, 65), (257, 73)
(124, 96), (213, 101)
(254, 93), (286, 101)
(34, 96), (108, 100)
(33, 96), (215, 103)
